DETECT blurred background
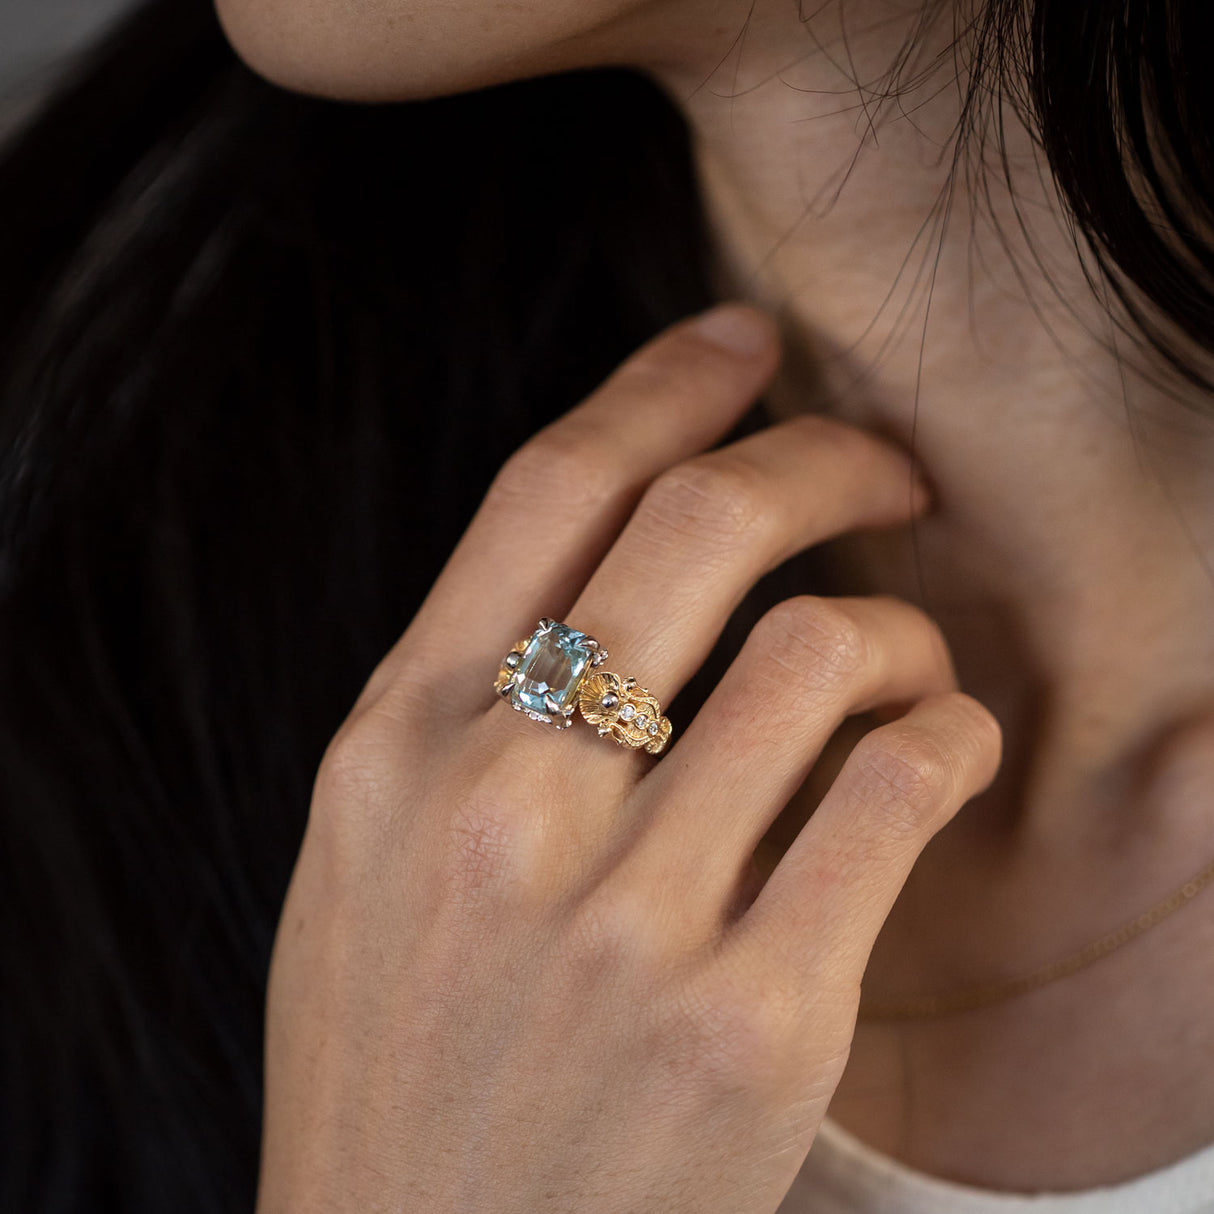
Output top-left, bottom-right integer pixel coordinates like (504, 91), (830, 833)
(1, 0), (137, 131)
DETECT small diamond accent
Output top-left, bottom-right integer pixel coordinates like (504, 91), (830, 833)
(635, 713), (649, 728)
(647, 722), (660, 736)
(618, 703), (636, 722)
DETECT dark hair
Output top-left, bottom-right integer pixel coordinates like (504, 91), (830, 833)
(1, 0), (1211, 1209)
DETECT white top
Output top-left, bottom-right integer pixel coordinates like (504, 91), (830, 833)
(779, 1119), (1214, 1213)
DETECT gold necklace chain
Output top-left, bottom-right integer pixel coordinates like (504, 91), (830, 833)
(857, 854), (1214, 1022)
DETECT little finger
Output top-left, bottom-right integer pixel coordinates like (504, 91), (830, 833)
(725, 692), (1002, 999)
(618, 594), (958, 922)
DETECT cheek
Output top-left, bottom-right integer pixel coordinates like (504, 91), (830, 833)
(214, 0), (632, 102)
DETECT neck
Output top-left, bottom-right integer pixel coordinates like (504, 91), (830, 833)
(640, 0), (1214, 848)
(634, 1), (1214, 1186)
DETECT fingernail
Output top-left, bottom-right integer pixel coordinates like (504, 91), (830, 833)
(690, 304), (773, 356)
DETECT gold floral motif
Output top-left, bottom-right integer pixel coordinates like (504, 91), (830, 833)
(577, 670), (673, 755)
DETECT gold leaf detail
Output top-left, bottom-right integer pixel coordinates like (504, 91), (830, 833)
(577, 671), (672, 755)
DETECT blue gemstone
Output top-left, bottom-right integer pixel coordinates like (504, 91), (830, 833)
(511, 623), (595, 719)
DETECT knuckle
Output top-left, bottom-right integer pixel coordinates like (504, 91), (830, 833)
(315, 722), (366, 794)
(439, 768), (553, 911)
(753, 597), (870, 693)
(307, 721), (402, 877)
(560, 883), (667, 978)
(489, 428), (615, 514)
(313, 719), (392, 818)
(668, 975), (799, 1094)
(636, 460), (765, 547)
(851, 724), (960, 835)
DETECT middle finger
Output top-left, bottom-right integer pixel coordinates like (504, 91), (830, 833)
(563, 412), (929, 751)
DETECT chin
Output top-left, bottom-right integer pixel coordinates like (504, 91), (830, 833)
(212, 0), (631, 103)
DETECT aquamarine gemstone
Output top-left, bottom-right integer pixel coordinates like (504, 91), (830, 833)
(511, 623), (594, 718)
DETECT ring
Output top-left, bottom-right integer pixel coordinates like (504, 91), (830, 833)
(493, 618), (673, 755)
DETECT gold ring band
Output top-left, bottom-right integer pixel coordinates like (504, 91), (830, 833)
(493, 618), (673, 755)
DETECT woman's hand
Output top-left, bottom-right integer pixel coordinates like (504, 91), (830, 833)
(255, 304), (1002, 1213)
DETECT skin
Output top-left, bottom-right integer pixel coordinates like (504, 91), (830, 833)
(218, 0), (1214, 1198)
(255, 312), (998, 1212)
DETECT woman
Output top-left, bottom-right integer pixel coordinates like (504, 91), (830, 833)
(2, 0), (1213, 1209)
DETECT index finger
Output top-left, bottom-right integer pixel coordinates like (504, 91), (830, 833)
(356, 304), (781, 715)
